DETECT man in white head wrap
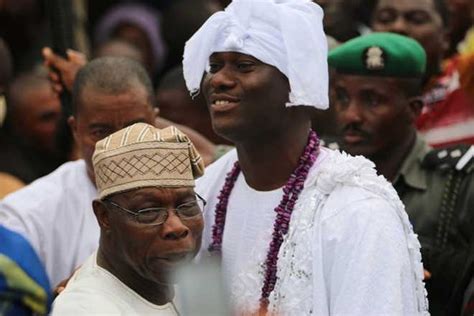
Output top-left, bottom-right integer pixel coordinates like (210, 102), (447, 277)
(184, 0), (329, 108)
(184, 0), (428, 315)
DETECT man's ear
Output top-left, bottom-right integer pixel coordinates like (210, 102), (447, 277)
(408, 97), (423, 121)
(153, 106), (160, 120)
(68, 115), (79, 142)
(93, 200), (111, 230)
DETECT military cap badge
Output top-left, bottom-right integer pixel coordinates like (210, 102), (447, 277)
(365, 46), (384, 70)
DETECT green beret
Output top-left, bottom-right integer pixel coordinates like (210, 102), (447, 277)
(328, 32), (426, 77)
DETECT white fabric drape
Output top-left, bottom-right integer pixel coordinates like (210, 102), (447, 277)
(183, 0), (329, 109)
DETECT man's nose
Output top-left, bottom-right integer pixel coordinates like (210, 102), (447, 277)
(161, 211), (190, 240)
(343, 102), (364, 123)
(209, 66), (237, 91)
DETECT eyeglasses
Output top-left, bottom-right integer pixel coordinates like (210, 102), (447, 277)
(103, 193), (206, 226)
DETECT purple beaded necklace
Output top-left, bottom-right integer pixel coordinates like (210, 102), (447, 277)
(209, 130), (320, 312)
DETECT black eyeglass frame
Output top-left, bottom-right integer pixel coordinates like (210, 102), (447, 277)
(102, 192), (207, 226)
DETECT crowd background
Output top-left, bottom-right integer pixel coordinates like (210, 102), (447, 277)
(0, 0), (474, 315)
(1, 0), (474, 191)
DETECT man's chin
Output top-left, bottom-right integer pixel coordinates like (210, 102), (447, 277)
(212, 122), (245, 143)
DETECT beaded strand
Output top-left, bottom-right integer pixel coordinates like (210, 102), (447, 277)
(208, 161), (241, 252)
(259, 131), (319, 310)
(209, 130), (320, 313)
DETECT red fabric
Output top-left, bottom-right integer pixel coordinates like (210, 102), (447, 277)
(416, 57), (474, 148)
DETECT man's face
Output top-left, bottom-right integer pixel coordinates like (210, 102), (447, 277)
(371, 0), (446, 73)
(70, 85), (156, 182)
(201, 52), (290, 141)
(14, 82), (61, 153)
(333, 74), (416, 158)
(102, 187), (204, 285)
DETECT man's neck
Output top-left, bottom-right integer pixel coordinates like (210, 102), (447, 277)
(370, 133), (416, 182)
(96, 248), (173, 306)
(235, 125), (311, 191)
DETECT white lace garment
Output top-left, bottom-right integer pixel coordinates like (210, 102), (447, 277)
(197, 148), (428, 315)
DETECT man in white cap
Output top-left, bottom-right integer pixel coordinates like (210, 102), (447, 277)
(52, 123), (205, 315)
(183, 0), (428, 315)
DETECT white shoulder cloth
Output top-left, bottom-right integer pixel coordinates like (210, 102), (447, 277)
(231, 149), (429, 316)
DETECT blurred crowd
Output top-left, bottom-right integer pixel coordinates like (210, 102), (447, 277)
(1, 0), (474, 191)
(0, 0), (231, 194)
(0, 0), (473, 315)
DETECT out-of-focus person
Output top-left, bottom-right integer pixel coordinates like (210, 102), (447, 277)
(156, 65), (232, 147)
(156, 66), (234, 163)
(160, 0), (219, 73)
(0, 37), (24, 197)
(94, 2), (167, 81)
(446, 0), (473, 57)
(93, 38), (145, 66)
(321, 0), (375, 42)
(0, 0), (49, 72)
(0, 71), (64, 184)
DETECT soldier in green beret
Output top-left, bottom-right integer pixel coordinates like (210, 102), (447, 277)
(328, 32), (474, 316)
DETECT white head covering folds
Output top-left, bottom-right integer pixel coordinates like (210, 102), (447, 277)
(182, 0), (329, 109)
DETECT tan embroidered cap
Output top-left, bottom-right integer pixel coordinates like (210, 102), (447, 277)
(92, 123), (205, 199)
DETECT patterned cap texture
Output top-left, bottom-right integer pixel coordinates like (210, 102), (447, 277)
(92, 123), (205, 199)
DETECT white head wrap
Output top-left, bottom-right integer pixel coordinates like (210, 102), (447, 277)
(182, 0), (329, 109)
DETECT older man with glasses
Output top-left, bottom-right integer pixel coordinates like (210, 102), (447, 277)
(51, 123), (205, 315)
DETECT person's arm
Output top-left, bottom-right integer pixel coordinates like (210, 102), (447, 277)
(0, 172), (24, 198)
(42, 47), (87, 93)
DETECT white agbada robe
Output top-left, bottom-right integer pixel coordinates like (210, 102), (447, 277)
(196, 148), (428, 315)
(0, 160), (99, 288)
(51, 252), (179, 316)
